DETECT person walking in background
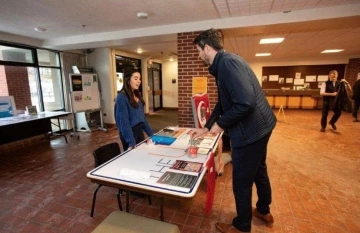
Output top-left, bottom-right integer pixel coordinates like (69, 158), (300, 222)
(189, 28), (276, 233)
(114, 68), (153, 151)
(352, 75), (360, 122)
(320, 70), (340, 132)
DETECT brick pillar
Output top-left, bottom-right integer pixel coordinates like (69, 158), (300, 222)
(177, 32), (218, 128)
(5, 66), (32, 110)
(345, 58), (360, 86)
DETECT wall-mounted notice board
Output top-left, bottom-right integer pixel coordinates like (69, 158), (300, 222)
(69, 74), (100, 112)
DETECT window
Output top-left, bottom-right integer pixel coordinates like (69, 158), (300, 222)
(0, 42), (65, 131)
(0, 45), (34, 63)
(37, 49), (60, 67)
(39, 68), (64, 111)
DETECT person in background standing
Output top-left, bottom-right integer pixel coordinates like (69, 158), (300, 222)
(352, 74), (360, 122)
(189, 28), (276, 233)
(114, 68), (153, 151)
(320, 70), (340, 132)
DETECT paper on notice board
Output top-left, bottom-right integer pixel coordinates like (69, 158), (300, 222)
(305, 75), (316, 82)
(317, 75), (328, 82)
(269, 75), (279, 81)
(294, 79), (305, 85)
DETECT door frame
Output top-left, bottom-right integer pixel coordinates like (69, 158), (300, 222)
(148, 63), (162, 111)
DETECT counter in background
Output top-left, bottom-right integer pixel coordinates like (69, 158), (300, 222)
(263, 89), (322, 109)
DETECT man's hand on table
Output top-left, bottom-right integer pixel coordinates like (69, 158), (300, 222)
(209, 122), (224, 134)
(188, 128), (209, 139)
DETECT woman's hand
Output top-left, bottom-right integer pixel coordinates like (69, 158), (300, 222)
(146, 138), (153, 145)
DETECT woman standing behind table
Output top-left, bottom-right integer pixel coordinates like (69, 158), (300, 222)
(114, 68), (153, 151)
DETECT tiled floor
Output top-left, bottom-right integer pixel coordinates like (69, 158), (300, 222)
(0, 109), (359, 233)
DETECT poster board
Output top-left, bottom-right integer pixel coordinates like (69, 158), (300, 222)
(69, 74), (100, 112)
(0, 96), (17, 118)
(192, 77), (207, 95)
(191, 93), (211, 128)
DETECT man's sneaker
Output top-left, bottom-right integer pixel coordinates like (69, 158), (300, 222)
(320, 128), (325, 132)
(252, 208), (274, 226)
(329, 122), (337, 130)
(353, 119), (360, 122)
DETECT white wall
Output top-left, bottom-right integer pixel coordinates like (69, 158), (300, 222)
(162, 61), (178, 108)
(248, 56), (357, 85)
(87, 48), (179, 124)
(87, 48), (113, 124)
(113, 49), (151, 115)
(0, 32), (43, 47)
(88, 49), (151, 124)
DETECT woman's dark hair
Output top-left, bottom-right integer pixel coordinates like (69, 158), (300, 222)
(120, 67), (145, 108)
(193, 28), (223, 51)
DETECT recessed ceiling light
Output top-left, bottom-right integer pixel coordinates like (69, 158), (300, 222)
(260, 38), (284, 44)
(136, 48), (143, 54)
(137, 12), (148, 19)
(256, 53), (271, 56)
(321, 49), (344, 53)
(34, 27), (47, 32)
(169, 57), (174, 62)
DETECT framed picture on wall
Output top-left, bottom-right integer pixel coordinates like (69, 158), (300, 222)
(317, 75), (328, 82)
(269, 75), (279, 81)
(279, 77), (284, 84)
(262, 76), (268, 82)
(305, 75), (316, 82)
(286, 78), (293, 83)
(294, 79), (305, 85)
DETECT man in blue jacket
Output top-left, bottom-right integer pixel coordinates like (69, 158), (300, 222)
(189, 29), (276, 233)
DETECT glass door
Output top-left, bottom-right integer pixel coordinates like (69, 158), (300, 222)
(148, 63), (162, 112)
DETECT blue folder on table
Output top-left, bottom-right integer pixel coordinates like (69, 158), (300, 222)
(151, 135), (176, 145)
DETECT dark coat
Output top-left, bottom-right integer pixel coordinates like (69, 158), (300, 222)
(334, 81), (352, 113)
(352, 79), (360, 102)
(205, 50), (276, 148)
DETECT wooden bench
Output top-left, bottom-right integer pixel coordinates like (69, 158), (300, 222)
(92, 211), (181, 233)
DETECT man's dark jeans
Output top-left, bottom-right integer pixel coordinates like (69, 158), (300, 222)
(231, 132), (272, 232)
(352, 100), (359, 119)
(321, 101), (341, 128)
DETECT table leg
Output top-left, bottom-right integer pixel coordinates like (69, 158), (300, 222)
(126, 192), (130, 212)
(160, 197), (164, 221)
(57, 117), (68, 143)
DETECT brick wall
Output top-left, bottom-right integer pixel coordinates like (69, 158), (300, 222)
(345, 58), (360, 86)
(5, 66), (32, 110)
(177, 32), (218, 128)
(0, 65), (9, 96)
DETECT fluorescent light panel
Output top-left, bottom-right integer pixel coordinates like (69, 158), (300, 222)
(260, 38), (284, 44)
(321, 49), (344, 53)
(256, 53), (271, 56)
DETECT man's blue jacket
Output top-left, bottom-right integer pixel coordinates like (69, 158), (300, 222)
(205, 50), (276, 148)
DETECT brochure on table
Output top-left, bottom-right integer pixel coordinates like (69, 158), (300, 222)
(88, 128), (221, 194)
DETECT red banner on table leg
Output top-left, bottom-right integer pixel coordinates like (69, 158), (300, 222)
(205, 152), (216, 215)
(191, 93), (211, 128)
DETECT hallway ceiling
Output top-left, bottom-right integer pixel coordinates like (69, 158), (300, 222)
(0, 0), (359, 61)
